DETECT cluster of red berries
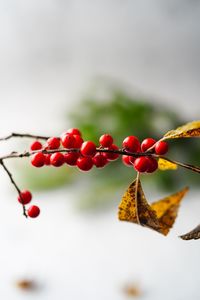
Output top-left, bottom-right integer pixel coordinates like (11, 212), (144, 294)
(122, 136), (168, 173)
(30, 128), (169, 174)
(26, 129), (169, 217)
(17, 190), (40, 218)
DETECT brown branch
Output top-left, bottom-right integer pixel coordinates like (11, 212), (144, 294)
(0, 148), (200, 175)
(0, 148), (155, 161)
(0, 160), (27, 217)
(0, 133), (50, 142)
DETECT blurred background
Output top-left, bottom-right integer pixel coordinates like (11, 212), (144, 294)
(0, 0), (200, 299)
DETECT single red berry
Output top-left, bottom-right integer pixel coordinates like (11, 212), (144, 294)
(155, 141), (169, 155)
(73, 134), (84, 148)
(28, 205), (40, 218)
(80, 141), (96, 157)
(50, 152), (65, 167)
(30, 140), (43, 151)
(122, 155), (132, 167)
(93, 153), (108, 168)
(77, 156), (93, 171)
(18, 190), (32, 205)
(44, 154), (51, 165)
(102, 144), (119, 161)
(122, 136), (140, 152)
(66, 128), (82, 136)
(146, 157), (158, 173)
(133, 156), (149, 172)
(46, 137), (60, 149)
(99, 134), (113, 148)
(64, 152), (79, 166)
(31, 152), (45, 167)
(61, 134), (76, 149)
(141, 138), (156, 152)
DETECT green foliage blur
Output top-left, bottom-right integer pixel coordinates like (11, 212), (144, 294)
(20, 88), (200, 210)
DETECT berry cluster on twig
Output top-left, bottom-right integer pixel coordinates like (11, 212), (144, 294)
(0, 127), (199, 219)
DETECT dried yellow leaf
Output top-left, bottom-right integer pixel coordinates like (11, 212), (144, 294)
(163, 120), (200, 140)
(180, 224), (200, 240)
(118, 180), (188, 236)
(158, 158), (178, 171)
(118, 179), (160, 232)
(151, 187), (189, 235)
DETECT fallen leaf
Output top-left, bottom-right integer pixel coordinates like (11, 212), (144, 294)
(158, 158), (178, 171)
(151, 187), (189, 235)
(163, 120), (200, 140)
(180, 224), (200, 240)
(118, 178), (161, 232)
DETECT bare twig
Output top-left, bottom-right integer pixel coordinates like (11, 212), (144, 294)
(0, 160), (27, 217)
(0, 133), (50, 142)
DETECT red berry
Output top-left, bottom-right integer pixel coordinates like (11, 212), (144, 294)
(64, 152), (79, 166)
(61, 134), (76, 149)
(73, 134), (84, 148)
(30, 140), (43, 151)
(93, 153), (108, 168)
(133, 157), (149, 172)
(122, 136), (140, 152)
(46, 137), (60, 149)
(28, 205), (40, 218)
(102, 144), (119, 161)
(50, 152), (65, 167)
(141, 138), (156, 152)
(31, 152), (45, 167)
(44, 154), (51, 165)
(18, 190), (32, 205)
(122, 155), (132, 167)
(80, 141), (96, 157)
(77, 157), (93, 171)
(155, 141), (169, 155)
(99, 134), (113, 147)
(146, 157), (158, 173)
(66, 128), (82, 136)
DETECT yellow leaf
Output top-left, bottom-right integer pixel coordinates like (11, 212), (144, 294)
(118, 180), (188, 236)
(158, 158), (178, 171)
(151, 187), (189, 235)
(118, 178), (160, 232)
(163, 120), (200, 139)
(180, 224), (200, 240)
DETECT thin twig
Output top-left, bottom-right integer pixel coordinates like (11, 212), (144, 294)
(0, 148), (154, 161)
(157, 156), (200, 174)
(0, 133), (50, 142)
(1, 148), (200, 175)
(0, 160), (27, 217)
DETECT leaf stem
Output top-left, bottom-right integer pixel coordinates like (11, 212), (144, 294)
(135, 172), (141, 225)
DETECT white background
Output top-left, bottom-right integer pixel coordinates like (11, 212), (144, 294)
(0, 1), (200, 299)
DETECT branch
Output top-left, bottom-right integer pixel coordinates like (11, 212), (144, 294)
(0, 148), (200, 175)
(0, 133), (50, 142)
(158, 156), (200, 174)
(0, 160), (27, 217)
